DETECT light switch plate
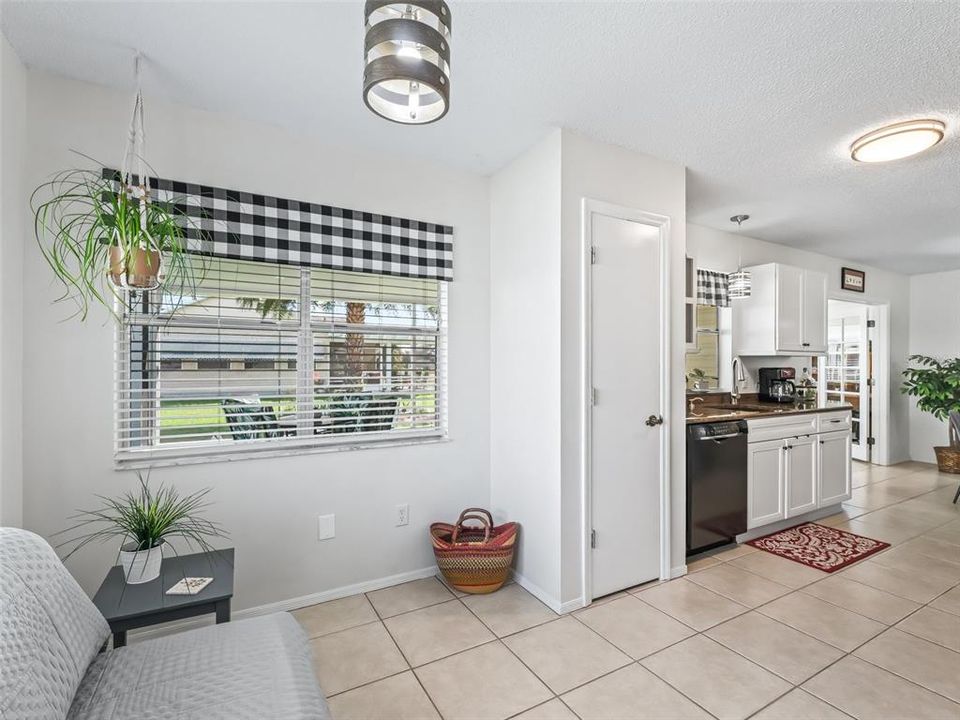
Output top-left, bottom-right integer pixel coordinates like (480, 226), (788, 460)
(317, 514), (335, 541)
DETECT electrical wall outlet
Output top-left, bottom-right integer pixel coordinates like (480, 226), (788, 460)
(396, 503), (409, 527)
(317, 514), (335, 541)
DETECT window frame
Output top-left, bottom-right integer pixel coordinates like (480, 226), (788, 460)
(684, 303), (721, 390)
(114, 264), (448, 467)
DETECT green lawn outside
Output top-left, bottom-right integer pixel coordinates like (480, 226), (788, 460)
(159, 393), (437, 441)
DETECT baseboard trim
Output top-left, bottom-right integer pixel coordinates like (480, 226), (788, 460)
(670, 564), (688, 579)
(509, 570), (565, 614)
(127, 564), (439, 643)
(735, 505), (842, 543)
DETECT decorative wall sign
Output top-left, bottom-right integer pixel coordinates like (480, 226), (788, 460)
(103, 169), (454, 281)
(841, 267), (865, 293)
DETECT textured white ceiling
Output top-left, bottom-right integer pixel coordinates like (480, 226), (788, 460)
(3, 1), (958, 274)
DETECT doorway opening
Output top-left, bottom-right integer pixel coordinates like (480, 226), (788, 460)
(817, 299), (890, 465)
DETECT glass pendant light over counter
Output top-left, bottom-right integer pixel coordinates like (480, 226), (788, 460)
(363, 1), (451, 124)
(728, 214), (752, 300)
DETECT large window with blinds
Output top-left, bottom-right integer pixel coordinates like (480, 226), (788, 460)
(116, 256), (447, 462)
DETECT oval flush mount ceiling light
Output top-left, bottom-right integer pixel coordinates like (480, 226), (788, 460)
(850, 119), (945, 163)
(363, 1), (451, 124)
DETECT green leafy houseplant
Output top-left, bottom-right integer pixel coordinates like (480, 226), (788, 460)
(31, 165), (194, 321)
(902, 355), (960, 473)
(56, 473), (226, 583)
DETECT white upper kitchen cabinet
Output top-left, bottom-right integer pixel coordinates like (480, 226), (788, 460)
(732, 263), (828, 356)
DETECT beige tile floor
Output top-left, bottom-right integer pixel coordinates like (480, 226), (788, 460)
(294, 461), (960, 720)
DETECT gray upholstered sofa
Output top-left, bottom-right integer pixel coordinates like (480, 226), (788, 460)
(0, 527), (330, 720)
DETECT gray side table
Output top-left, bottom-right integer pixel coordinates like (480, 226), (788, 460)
(92, 548), (234, 648)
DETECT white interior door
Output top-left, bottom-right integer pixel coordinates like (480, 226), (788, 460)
(590, 211), (663, 598)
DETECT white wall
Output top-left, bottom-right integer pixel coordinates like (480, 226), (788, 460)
(489, 130), (562, 603)
(559, 131), (687, 604)
(22, 71), (491, 609)
(491, 130), (687, 610)
(688, 223), (912, 464)
(908, 269), (960, 462)
(0, 32), (26, 527)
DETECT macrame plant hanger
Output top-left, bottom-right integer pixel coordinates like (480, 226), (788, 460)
(115, 52), (162, 292)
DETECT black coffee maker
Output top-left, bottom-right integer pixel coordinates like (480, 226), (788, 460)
(758, 367), (797, 403)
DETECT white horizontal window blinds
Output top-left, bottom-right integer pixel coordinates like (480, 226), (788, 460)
(116, 257), (447, 460)
(309, 270), (445, 437)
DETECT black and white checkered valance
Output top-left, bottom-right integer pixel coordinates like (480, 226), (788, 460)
(103, 169), (454, 281)
(696, 269), (730, 307)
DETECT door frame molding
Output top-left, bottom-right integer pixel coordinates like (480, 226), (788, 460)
(823, 296), (891, 466)
(580, 198), (672, 606)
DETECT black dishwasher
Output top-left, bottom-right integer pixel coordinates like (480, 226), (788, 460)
(686, 420), (749, 555)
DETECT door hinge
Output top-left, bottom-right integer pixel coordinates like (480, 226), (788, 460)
(866, 319), (876, 328)
(590, 246), (597, 265)
(590, 529), (597, 549)
(867, 377), (876, 387)
(591, 387), (597, 406)
(867, 436), (876, 446)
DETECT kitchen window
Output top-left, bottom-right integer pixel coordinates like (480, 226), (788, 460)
(685, 304), (720, 390)
(115, 255), (447, 464)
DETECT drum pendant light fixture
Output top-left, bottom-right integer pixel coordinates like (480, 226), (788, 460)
(363, 1), (451, 124)
(728, 214), (752, 300)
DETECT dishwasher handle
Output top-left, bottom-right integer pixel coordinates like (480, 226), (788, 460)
(698, 433), (742, 441)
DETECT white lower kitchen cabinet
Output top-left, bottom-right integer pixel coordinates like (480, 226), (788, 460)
(746, 411), (853, 531)
(818, 430), (853, 505)
(747, 439), (786, 529)
(784, 435), (818, 517)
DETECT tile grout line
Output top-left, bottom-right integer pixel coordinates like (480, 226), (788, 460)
(364, 586), (448, 720)
(451, 592), (565, 713)
(303, 470), (955, 717)
(788, 574), (960, 712)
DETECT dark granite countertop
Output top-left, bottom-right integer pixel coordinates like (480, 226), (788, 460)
(685, 394), (853, 425)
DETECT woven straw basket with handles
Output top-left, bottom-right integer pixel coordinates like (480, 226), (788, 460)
(431, 508), (518, 594)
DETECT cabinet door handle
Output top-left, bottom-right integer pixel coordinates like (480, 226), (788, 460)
(802, 342), (810, 347)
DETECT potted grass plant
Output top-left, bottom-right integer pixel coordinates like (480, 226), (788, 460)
(56, 473), (227, 584)
(901, 354), (960, 474)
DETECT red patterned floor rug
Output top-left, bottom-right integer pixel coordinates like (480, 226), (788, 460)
(747, 522), (890, 573)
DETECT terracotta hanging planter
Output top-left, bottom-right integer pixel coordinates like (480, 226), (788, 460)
(109, 245), (162, 290)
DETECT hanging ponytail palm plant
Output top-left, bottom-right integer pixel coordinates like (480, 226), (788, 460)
(32, 165), (193, 320)
(31, 54), (195, 321)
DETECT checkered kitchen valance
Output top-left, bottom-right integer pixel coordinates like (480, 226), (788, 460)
(103, 169), (454, 281)
(696, 269), (730, 307)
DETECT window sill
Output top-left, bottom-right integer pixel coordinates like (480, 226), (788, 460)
(114, 432), (450, 470)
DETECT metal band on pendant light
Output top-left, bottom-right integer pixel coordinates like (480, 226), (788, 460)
(728, 214), (751, 300)
(363, 1), (451, 124)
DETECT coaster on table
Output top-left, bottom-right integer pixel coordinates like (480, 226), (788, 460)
(166, 577), (213, 595)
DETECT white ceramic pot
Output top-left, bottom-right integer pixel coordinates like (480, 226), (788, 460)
(119, 541), (164, 584)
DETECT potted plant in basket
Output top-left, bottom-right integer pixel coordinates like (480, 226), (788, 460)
(56, 473), (227, 584)
(901, 354), (960, 474)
